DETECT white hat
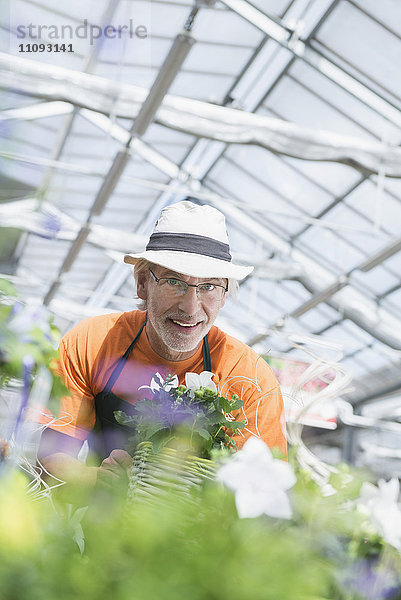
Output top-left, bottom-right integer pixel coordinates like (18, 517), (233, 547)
(124, 200), (253, 280)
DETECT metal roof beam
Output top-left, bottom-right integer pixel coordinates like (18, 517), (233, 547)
(0, 101), (73, 121)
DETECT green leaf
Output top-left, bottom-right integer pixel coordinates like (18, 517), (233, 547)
(227, 420), (246, 430)
(229, 398), (243, 410)
(0, 278), (17, 298)
(114, 410), (138, 426)
(218, 397), (231, 413)
(197, 428), (212, 441)
(145, 422), (166, 440)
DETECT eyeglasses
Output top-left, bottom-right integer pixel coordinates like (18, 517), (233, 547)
(149, 268), (228, 299)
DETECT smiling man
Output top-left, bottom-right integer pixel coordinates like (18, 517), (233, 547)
(38, 200), (286, 492)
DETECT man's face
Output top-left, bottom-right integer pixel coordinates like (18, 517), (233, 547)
(137, 266), (226, 361)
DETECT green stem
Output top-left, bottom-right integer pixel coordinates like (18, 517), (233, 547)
(213, 425), (223, 440)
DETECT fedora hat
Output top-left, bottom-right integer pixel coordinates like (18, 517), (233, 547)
(124, 200), (253, 280)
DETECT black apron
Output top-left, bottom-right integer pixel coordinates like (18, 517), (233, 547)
(90, 318), (212, 461)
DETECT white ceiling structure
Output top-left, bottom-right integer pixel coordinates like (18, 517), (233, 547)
(1, 0), (401, 471)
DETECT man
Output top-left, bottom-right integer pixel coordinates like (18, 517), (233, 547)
(39, 200), (286, 491)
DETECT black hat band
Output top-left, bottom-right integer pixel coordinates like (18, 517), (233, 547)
(146, 232), (231, 262)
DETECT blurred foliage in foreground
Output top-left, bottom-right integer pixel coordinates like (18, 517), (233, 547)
(1, 453), (401, 600)
(0, 469), (332, 600)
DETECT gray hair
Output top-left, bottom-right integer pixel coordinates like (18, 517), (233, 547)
(133, 258), (239, 311)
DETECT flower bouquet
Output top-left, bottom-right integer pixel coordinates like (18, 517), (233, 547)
(115, 370), (246, 457)
(114, 371), (246, 508)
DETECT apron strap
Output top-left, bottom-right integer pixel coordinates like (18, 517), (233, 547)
(103, 317), (147, 394)
(202, 334), (211, 371)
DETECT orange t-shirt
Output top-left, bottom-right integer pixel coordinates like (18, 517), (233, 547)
(45, 310), (286, 454)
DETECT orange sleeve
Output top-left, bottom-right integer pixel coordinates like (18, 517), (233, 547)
(38, 337), (96, 441)
(233, 378), (287, 455)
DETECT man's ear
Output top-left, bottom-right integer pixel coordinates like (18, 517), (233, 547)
(136, 270), (148, 301)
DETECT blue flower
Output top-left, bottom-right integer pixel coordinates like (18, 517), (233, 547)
(341, 558), (400, 600)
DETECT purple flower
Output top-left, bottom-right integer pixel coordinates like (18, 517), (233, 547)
(36, 212), (61, 239)
(341, 558), (400, 600)
(7, 303), (51, 343)
(141, 388), (202, 428)
(9, 301), (24, 318)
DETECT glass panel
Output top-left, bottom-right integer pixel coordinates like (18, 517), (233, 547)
(352, 267), (400, 297)
(264, 76), (377, 139)
(345, 180), (401, 237)
(21, 0), (109, 24)
(355, 0), (401, 37)
(193, 7), (264, 46)
(296, 227), (365, 272)
(315, 0), (401, 101)
(377, 177), (401, 201)
(0, 159), (44, 187)
(381, 287), (401, 318)
(283, 156), (361, 199)
(320, 203), (388, 257)
(352, 346), (390, 370)
(252, 0), (292, 18)
(381, 252), (401, 276)
(182, 43), (253, 77)
(340, 356), (370, 378)
(226, 145), (334, 216)
(298, 304), (340, 332)
(288, 60), (401, 144)
(207, 158), (303, 236)
(169, 71), (235, 102)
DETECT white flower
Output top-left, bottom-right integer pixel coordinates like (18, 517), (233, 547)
(185, 371), (217, 397)
(139, 372), (179, 393)
(217, 437), (296, 519)
(357, 478), (401, 550)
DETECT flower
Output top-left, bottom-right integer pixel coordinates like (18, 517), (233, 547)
(357, 478), (401, 550)
(117, 370), (244, 456)
(340, 558), (400, 600)
(216, 437), (296, 519)
(7, 303), (52, 343)
(37, 211), (61, 239)
(139, 372), (179, 393)
(185, 371), (217, 398)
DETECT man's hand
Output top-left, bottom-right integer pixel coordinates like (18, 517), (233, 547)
(96, 449), (133, 491)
